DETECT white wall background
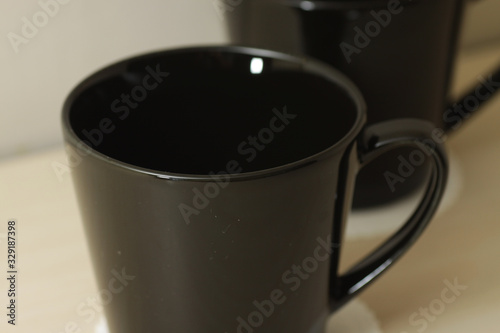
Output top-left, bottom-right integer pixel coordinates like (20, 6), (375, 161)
(0, 0), (227, 159)
(0, 0), (499, 160)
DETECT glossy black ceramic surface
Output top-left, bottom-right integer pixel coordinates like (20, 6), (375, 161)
(62, 46), (448, 333)
(223, 0), (499, 207)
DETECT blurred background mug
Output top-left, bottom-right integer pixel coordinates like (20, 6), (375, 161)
(223, 0), (500, 207)
(62, 46), (447, 333)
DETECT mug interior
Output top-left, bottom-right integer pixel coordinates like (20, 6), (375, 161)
(67, 48), (359, 175)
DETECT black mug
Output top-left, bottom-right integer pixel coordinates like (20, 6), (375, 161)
(62, 46), (447, 333)
(223, 0), (500, 207)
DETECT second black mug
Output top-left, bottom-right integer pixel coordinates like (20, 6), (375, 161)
(223, 0), (499, 206)
(62, 46), (447, 333)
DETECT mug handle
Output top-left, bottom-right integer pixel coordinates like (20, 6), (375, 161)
(329, 119), (448, 310)
(443, 63), (500, 132)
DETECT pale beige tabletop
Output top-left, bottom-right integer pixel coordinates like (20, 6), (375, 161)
(0, 45), (499, 333)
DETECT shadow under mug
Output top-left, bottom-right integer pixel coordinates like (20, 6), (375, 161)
(62, 46), (447, 333)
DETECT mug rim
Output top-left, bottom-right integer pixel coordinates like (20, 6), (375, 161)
(62, 45), (366, 182)
(273, 0), (420, 11)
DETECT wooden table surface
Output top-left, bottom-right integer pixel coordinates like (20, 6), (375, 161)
(0, 45), (499, 333)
